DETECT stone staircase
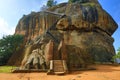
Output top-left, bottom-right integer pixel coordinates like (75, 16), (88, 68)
(48, 60), (68, 75)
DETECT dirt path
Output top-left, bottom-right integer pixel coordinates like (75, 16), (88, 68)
(0, 65), (120, 80)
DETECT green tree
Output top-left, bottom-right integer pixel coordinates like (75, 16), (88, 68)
(0, 35), (24, 65)
(69, 0), (77, 3)
(112, 47), (120, 62)
(68, 0), (88, 3)
(115, 48), (120, 59)
(47, 0), (57, 7)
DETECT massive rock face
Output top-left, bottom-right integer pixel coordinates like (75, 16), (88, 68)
(8, 0), (118, 69)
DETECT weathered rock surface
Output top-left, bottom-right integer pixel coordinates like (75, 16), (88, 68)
(8, 0), (118, 69)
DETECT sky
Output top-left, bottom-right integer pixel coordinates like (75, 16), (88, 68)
(0, 0), (120, 52)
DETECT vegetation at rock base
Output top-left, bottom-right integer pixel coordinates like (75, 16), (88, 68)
(47, 0), (57, 7)
(116, 48), (120, 58)
(0, 35), (24, 65)
(112, 47), (120, 62)
(0, 66), (16, 73)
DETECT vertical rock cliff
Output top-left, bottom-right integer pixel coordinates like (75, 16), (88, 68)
(8, 0), (118, 69)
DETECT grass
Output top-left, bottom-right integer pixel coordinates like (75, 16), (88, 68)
(0, 66), (16, 73)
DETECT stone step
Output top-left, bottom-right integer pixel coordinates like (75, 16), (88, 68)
(48, 60), (68, 75)
(53, 60), (64, 72)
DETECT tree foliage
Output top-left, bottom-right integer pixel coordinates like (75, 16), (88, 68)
(112, 47), (120, 62)
(114, 48), (120, 59)
(0, 35), (24, 65)
(47, 0), (57, 7)
(68, 0), (88, 3)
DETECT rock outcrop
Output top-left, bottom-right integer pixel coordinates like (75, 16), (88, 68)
(8, 0), (118, 70)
